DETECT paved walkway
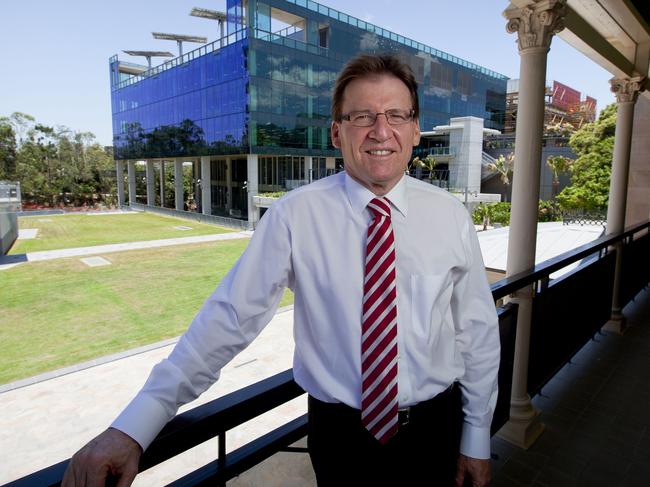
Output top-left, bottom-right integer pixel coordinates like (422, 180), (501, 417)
(0, 231), (253, 270)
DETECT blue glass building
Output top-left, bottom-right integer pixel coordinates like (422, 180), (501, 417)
(110, 0), (507, 222)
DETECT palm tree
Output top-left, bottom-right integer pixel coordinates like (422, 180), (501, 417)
(546, 155), (573, 199)
(486, 152), (514, 201)
(474, 202), (494, 231)
(411, 154), (437, 182)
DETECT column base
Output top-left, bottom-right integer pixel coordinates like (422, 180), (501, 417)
(496, 398), (545, 449)
(603, 309), (627, 334)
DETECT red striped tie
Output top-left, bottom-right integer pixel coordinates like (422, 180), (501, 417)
(361, 197), (398, 444)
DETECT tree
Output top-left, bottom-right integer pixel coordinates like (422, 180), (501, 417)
(6, 112), (116, 207)
(546, 155), (573, 199)
(486, 152), (514, 201)
(411, 154), (437, 182)
(5, 112), (36, 146)
(473, 203), (494, 231)
(556, 103), (616, 210)
(0, 119), (17, 180)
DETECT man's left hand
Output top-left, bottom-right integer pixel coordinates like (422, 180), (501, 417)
(455, 454), (491, 487)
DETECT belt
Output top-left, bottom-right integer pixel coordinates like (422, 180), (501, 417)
(308, 382), (458, 428)
(397, 383), (456, 427)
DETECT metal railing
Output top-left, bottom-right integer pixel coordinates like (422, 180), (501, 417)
(5, 220), (649, 487)
(111, 29), (248, 91)
(427, 147), (454, 157)
(129, 203), (253, 231)
(279, 0), (507, 80)
(560, 209), (607, 227)
(481, 151), (497, 166)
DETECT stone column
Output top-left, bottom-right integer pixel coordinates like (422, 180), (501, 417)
(305, 156), (313, 183)
(146, 160), (155, 206)
(226, 157), (233, 211)
(127, 160), (136, 206)
(201, 156), (212, 216)
(604, 77), (644, 333)
(247, 154), (259, 224)
(174, 159), (184, 211)
(498, 0), (567, 449)
(116, 160), (125, 207)
(159, 161), (165, 207)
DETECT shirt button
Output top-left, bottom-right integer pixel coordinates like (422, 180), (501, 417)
(401, 395), (408, 402)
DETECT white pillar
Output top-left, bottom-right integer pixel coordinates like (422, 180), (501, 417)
(498, 0), (567, 450)
(604, 77), (644, 333)
(201, 156), (212, 216)
(146, 160), (155, 206)
(127, 160), (136, 206)
(226, 157), (233, 211)
(606, 78), (643, 235)
(247, 154), (259, 223)
(116, 160), (125, 207)
(159, 161), (165, 207)
(305, 156), (313, 183)
(175, 159), (184, 211)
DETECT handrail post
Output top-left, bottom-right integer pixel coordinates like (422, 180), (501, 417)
(498, 285), (545, 448)
(604, 242), (626, 333)
(218, 431), (226, 487)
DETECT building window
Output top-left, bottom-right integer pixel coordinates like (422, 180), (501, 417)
(312, 157), (327, 180)
(258, 155), (305, 191)
(319, 25), (329, 48)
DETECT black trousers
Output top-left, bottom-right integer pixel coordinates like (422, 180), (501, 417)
(307, 385), (462, 487)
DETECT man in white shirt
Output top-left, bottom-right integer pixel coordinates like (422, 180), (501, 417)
(63, 54), (499, 487)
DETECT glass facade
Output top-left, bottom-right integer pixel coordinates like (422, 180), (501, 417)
(244, 0), (507, 157)
(110, 0), (506, 161)
(110, 35), (249, 160)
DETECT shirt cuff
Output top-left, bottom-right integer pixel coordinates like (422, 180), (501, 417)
(111, 393), (172, 451)
(459, 422), (491, 459)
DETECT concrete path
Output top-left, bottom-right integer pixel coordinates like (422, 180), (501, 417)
(0, 231), (253, 270)
(0, 307), (314, 486)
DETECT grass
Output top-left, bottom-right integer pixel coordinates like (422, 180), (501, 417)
(9, 212), (233, 254)
(0, 239), (294, 385)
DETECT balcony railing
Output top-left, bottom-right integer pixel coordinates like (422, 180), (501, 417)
(5, 220), (649, 487)
(427, 147), (454, 157)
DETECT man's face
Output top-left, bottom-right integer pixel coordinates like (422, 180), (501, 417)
(331, 74), (421, 196)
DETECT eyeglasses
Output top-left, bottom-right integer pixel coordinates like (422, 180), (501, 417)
(340, 109), (415, 127)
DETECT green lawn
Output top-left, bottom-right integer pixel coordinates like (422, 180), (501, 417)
(0, 239), (294, 384)
(9, 212), (233, 254)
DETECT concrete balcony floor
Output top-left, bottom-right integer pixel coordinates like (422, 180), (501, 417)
(491, 287), (650, 487)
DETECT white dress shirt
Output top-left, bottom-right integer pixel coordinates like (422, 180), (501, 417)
(112, 172), (500, 459)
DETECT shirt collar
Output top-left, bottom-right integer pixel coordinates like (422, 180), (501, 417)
(344, 172), (408, 218)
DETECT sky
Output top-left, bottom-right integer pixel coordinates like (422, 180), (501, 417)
(0, 0), (615, 147)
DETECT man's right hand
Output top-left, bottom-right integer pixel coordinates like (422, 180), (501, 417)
(62, 427), (142, 487)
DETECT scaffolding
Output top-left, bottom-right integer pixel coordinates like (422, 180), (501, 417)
(504, 80), (597, 134)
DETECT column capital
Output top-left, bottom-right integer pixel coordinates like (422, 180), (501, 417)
(609, 76), (645, 104)
(504, 0), (567, 52)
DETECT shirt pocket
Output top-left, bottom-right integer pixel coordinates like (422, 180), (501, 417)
(410, 274), (454, 347)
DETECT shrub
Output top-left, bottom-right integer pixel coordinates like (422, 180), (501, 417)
(471, 200), (562, 228)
